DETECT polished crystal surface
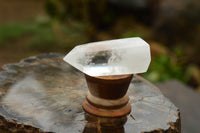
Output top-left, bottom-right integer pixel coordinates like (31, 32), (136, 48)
(63, 37), (151, 76)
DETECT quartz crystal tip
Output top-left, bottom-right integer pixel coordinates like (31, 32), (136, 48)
(63, 37), (151, 76)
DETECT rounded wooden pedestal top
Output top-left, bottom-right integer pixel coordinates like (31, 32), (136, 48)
(0, 53), (180, 133)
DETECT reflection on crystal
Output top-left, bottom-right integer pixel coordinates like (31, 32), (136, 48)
(64, 37), (151, 76)
(83, 65), (111, 76)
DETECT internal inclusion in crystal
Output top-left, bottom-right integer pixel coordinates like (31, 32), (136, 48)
(78, 50), (123, 76)
(79, 50), (121, 65)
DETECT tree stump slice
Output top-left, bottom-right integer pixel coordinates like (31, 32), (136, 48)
(0, 53), (181, 133)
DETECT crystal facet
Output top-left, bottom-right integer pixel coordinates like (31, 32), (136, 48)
(63, 37), (151, 76)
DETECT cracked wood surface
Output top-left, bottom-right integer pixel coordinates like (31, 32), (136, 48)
(0, 53), (180, 133)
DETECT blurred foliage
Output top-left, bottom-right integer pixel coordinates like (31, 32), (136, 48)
(0, 17), (88, 51)
(45, 0), (116, 30)
(143, 55), (187, 83)
(0, 24), (27, 45)
(142, 46), (200, 90)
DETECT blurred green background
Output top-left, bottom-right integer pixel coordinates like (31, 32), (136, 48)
(0, 0), (199, 92)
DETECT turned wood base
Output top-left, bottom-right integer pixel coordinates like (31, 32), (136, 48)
(83, 100), (131, 117)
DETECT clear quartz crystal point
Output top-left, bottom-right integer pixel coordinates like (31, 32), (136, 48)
(63, 37), (151, 76)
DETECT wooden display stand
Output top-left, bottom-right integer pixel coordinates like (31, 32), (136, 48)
(0, 53), (181, 133)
